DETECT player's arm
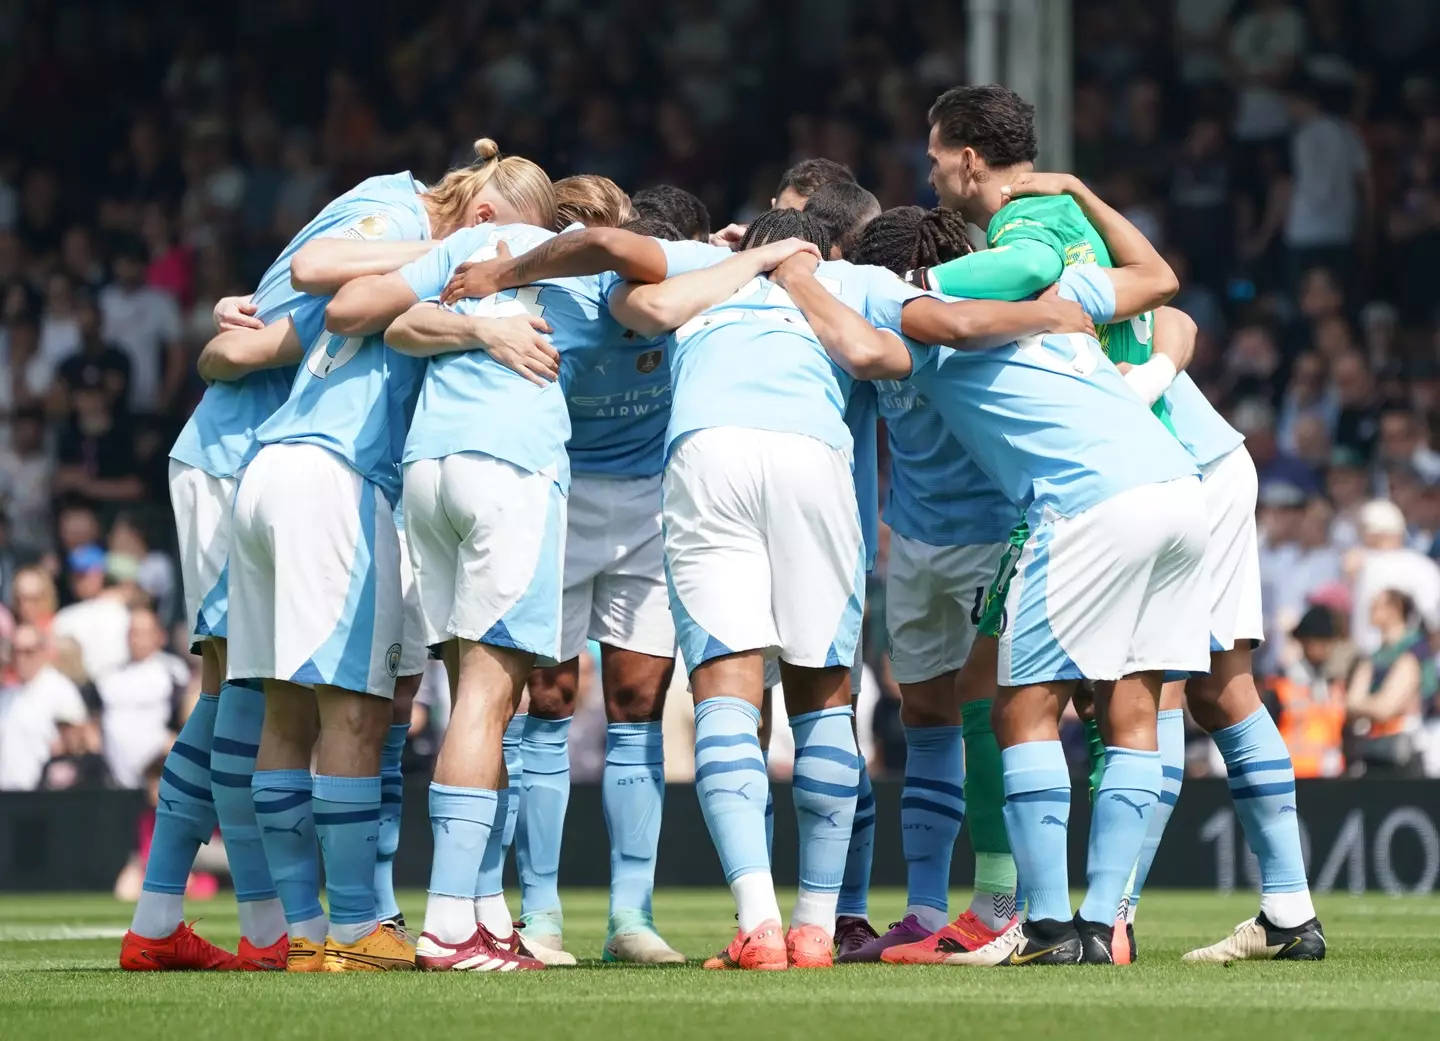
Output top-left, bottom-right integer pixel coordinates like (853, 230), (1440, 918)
(609, 237), (821, 336)
(290, 239), (437, 295)
(197, 317), (304, 383)
(1346, 652), (1420, 721)
(440, 230), (670, 304)
(324, 271), (423, 337)
(898, 291), (1093, 353)
(1001, 173), (1178, 317)
(1121, 306), (1197, 406)
(384, 305), (559, 386)
(919, 238), (1064, 301)
(771, 254), (912, 380)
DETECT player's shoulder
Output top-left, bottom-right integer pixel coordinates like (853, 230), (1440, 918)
(658, 239), (731, 277)
(987, 194), (1078, 239)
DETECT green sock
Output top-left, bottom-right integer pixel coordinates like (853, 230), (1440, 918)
(960, 699), (1014, 894)
(1084, 716), (1106, 802)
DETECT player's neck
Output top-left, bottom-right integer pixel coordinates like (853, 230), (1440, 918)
(971, 162), (1034, 225)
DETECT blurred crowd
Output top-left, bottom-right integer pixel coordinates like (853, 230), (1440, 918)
(4, 0), (1440, 788)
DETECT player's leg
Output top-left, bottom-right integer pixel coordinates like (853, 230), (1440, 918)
(1183, 448), (1322, 961)
(760, 669), (777, 857)
(666, 430), (785, 971)
(835, 661), (878, 955)
(514, 659), (577, 959)
(766, 432), (866, 968)
(474, 689), (524, 945)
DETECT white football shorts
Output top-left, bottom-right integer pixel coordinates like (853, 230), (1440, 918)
(169, 459), (236, 648)
(886, 535), (1008, 685)
(663, 427), (865, 675)
(228, 443), (404, 698)
(558, 473), (675, 663)
(395, 521), (427, 678)
(403, 452), (565, 666)
(998, 477), (1210, 687)
(1200, 446), (1264, 652)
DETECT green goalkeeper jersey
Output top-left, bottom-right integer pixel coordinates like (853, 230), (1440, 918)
(985, 195), (1174, 433)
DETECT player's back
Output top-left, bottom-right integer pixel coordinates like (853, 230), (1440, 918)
(666, 259), (906, 458)
(399, 223), (606, 493)
(254, 178), (433, 504)
(876, 380), (1017, 547)
(564, 315), (672, 479)
(1163, 372), (1245, 469)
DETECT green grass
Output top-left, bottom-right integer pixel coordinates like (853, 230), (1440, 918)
(1, 889), (1437, 1041)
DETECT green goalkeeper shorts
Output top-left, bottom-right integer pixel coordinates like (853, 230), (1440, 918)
(977, 519), (1029, 639)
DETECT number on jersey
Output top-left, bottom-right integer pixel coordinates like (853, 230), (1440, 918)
(306, 332), (363, 379)
(1014, 333), (1099, 377)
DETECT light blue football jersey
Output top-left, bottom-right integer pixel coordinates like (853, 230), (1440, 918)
(903, 264), (1198, 521)
(253, 179), (433, 504)
(168, 176), (423, 479)
(876, 379), (1018, 548)
(844, 380), (882, 571)
(398, 223), (608, 493)
(565, 315), (673, 479)
(664, 257), (926, 457)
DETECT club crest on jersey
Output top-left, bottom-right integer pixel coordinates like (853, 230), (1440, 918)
(1064, 242), (1097, 267)
(345, 214), (390, 241)
(385, 643), (402, 677)
(635, 349), (663, 374)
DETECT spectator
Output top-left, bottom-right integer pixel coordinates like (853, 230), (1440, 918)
(1326, 446), (1372, 547)
(108, 514), (176, 625)
(52, 379), (144, 507)
(1266, 605), (1348, 778)
(112, 755), (222, 901)
(1229, 0), (1307, 143)
(1235, 399), (1316, 493)
(96, 604), (189, 789)
(0, 624), (89, 790)
(1330, 351), (1380, 462)
(51, 545), (132, 683)
(0, 310), (51, 420)
(9, 566), (57, 631)
(97, 235), (183, 415)
(1276, 352), (1337, 454)
(1347, 499), (1440, 653)
(1265, 495), (1344, 653)
(1345, 589), (1430, 776)
(0, 408), (54, 557)
(38, 272), (82, 375)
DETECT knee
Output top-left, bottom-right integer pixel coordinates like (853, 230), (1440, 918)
(527, 668), (578, 720)
(605, 681), (666, 724)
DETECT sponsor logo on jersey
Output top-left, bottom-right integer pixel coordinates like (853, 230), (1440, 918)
(635, 349), (663, 374)
(1063, 242), (1097, 267)
(344, 214), (390, 241)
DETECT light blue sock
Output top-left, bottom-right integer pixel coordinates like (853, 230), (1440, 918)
(211, 681), (278, 905)
(374, 723), (408, 922)
(429, 784), (497, 897)
(603, 721), (664, 918)
(901, 725), (966, 915)
(1001, 740), (1072, 923)
(1129, 710), (1185, 916)
(1214, 707), (1308, 895)
(143, 693), (219, 895)
(516, 715), (571, 916)
(837, 762), (875, 918)
(762, 747), (775, 860)
(313, 774), (382, 928)
(1078, 746), (1161, 924)
(789, 706), (860, 897)
(501, 713), (524, 854)
(694, 698), (770, 882)
(252, 769), (322, 925)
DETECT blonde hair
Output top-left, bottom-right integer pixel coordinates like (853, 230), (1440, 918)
(554, 175), (634, 230)
(426, 138), (556, 233)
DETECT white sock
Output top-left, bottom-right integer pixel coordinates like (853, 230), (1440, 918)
(474, 892), (514, 939)
(423, 894), (477, 945)
(969, 891), (1017, 931)
(731, 871), (782, 933)
(791, 886), (838, 935)
(1260, 890), (1316, 930)
(129, 892), (185, 939)
(292, 913), (329, 944)
(906, 903), (949, 934)
(1125, 899), (1139, 925)
(330, 918), (377, 945)
(236, 897), (288, 947)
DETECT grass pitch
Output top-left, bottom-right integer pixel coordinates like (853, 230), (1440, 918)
(1, 889), (1436, 1041)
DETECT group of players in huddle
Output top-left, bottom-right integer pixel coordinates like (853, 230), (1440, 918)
(116, 83), (1325, 974)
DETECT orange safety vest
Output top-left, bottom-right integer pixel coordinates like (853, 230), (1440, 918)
(1271, 676), (1346, 778)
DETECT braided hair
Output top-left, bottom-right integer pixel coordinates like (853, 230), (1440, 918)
(850, 206), (974, 283)
(738, 207), (831, 259)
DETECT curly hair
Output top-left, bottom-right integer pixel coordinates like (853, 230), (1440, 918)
(928, 85), (1038, 168)
(632, 185), (711, 240)
(738, 207), (831, 258)
(804, 182), (881, 258)
(621, 215), (685, 242)
(774, 157), (856, 204)
(849, 206), (973, 277)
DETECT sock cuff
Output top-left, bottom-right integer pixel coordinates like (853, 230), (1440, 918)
(904, 724), (963, 751)
(606, 720), (663, 741)
(1211, 705), (1269, 753)
(788, 705), (854, 728)
(694, 696), (761, 727)
(522, 714), (574, 745)
(384, 723), (409, 747)
(959, 699), (993, 731)
(313, 774), (382, 803)
(1157, 709), (1185, 722)
(1098, 747), (1162, 792)
(1000, 740), (1069, 795)
(251, 769), (312, 793)
(429, 783), (499, 823)
(198, 693), (221, 704)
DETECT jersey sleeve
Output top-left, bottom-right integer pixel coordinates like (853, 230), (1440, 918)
(928, 239), (1064, 300)
(988, 208), (1069, 257)
(1055, 263), (1118, 324)
(658, 240), (732, 278)
(860, 265), (930, 332)
(398, 233), (474, 304)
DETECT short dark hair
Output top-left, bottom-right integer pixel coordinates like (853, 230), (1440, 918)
(803, 182), (881, 258)
(850, 206), (974, 275)
(928, 85), (1038, 167)
(631, 185), (711, 240)
(738, 207), (831, 259)
(621, 215), (685, 242)
(775, 158), (856, 203)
